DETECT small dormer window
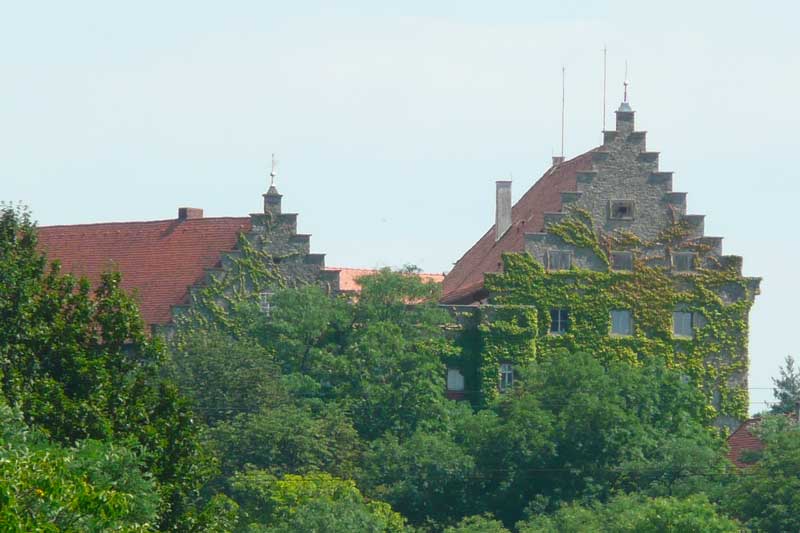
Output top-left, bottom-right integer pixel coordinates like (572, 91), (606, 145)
(672, 252), (696, 273)
(611, 251), (633, 271)
(609, 200), (635, 220)
(547, 250), (572, 271)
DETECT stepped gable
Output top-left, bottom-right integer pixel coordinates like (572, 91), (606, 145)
(441, 151), (595, 305)
(37, 184), (336, 330)
(38, 214), (251, 327)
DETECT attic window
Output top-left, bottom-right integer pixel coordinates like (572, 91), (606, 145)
(609, 200), (635, 220)
(611, 251), (633, 271)
(547, 250), (572, 271)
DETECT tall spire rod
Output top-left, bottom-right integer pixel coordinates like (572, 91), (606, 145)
(602, 46), (607, 134)
(561, 66), (566, 158)
(623, 60), (629, 103)
(269, 153), (277, 188)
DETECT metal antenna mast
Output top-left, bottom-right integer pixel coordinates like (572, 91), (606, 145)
(269, 153), (277, 188)
(602, 46), (607, 135)
(561, 66), (566, 158)
(624, 61), (629, 103)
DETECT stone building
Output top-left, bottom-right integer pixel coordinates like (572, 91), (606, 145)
(441, 99), (761, 427)
(38, 180), (441, 334)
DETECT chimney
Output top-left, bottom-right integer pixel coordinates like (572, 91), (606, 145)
(552, 156), (565, 166)
(178, 207), (204, 221)
(495, 180), (512, 241)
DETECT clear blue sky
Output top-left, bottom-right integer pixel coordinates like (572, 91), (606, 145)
(2, 1), (797, 413)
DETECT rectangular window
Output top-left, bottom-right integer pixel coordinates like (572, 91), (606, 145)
(672, 252), (696, 272)
(610, 310), (633, 336)
(499, 363), (513, 392)
(258, 291), (274, 316)
(447, 368), (465, 392)
(550, 308), (570, 335)
(609, 200), (635, 220)
(547, 250), (572, 271)
(672, 311), (693, 338)
(611, 251), (633, 271)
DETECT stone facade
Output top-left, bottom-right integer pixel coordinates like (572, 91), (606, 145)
(445, 102), (761, 428)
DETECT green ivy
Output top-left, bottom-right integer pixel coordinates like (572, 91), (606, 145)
(475, 209), (754, 423)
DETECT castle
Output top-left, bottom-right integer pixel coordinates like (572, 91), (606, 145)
(440, 99), (760, 427)
(37, 98), (759, 427)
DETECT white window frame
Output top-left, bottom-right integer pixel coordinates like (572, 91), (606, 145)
(258, 291), (274, 316)
(547, 250), (572, 271)
(610, 309), (633, 336)
(550, 308), (570, 335)
(610, 251), (633, 271)
(446, 368), (465, 392)
(499, 362), (514, 392)
(672, 311), (694, 338)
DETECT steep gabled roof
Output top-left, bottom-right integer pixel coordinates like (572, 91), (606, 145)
(441, 150), (596, 304)
(38, 216), (251, 326)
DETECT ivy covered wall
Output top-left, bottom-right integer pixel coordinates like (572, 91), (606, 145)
(461, 209), (759, 427)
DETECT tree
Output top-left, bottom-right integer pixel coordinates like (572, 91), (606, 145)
(169, 330), (282, 425)
(0, 399), (158, 532)
(519, 494), (739, 533)
(206, 402), (361, 479)
(228, 470), (405, 532)
(360, 425), (476, 526)
(723, 416), (800, 531)
(771, 355), (800, 414)
(0, 205), (215, 530)
(461, 350), (723, 526)
(443, 515), (510, 533)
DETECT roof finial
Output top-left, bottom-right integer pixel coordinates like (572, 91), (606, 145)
(269, 153), (278, 189)
(623, 60), (629, 103)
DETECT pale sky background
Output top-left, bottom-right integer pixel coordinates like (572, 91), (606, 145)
(2, 1), (798, 413)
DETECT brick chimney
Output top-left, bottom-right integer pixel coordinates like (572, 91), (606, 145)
(495, 180), (512, 241)
(178, 207), (203, 221)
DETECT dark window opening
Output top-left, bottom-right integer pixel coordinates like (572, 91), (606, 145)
(610, 200), (635, 220)
(611, 251), (633, 271)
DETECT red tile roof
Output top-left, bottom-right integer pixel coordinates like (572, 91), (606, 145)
(38, 216), (252, 326)
(727, 418), (765, 468)
(441, 150), (596, 304)
(326, 267), (444, 292)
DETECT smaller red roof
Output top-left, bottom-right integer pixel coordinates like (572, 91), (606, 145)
(727, 418), (764, 468)
(325, 267), (444, 293)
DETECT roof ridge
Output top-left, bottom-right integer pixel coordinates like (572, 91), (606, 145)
(39, 216), (250, 230)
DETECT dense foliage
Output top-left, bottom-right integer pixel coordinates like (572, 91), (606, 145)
(1, 205), (795, 531)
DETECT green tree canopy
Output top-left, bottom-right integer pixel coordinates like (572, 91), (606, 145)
(770, 354), (800, 415)
(519, 493), (739, 533)
(0, 205), (215, 530)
